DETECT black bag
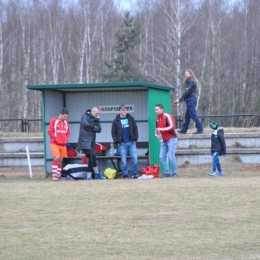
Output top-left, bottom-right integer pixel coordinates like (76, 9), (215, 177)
(61, 163), (89, 180)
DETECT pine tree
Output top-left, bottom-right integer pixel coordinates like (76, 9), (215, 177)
(103, 12), (145, 82)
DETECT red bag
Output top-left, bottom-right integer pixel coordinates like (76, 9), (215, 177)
(82, 155), (88, 164)
(95, 143), (108, 154)
(67, 148), (77, 157)
(66, 143), (77, 157)
(141, 164), (160, 178)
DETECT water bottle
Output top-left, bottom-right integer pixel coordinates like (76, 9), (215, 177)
(110, 143), (114, 156)
(156, 130), (164, 145)
(159, 136), (164, 146)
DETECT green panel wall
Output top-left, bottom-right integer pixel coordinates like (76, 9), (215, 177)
(147, 88), (171, 168)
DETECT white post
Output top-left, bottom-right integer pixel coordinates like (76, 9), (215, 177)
(26, 146), (33, 178)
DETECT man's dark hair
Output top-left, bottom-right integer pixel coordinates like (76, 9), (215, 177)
(155, 104), (164, 110)
(60, 108), (69, 115)
(119, 105), (127, 110)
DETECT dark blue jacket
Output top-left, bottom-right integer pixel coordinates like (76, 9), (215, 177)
(211, 129), (226, 155)
(77, 109), (101, 150)
(179, 79), (197, 102)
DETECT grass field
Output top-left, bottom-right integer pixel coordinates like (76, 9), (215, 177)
(1, 157), (260, 260)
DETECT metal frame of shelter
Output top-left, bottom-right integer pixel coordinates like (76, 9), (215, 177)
(27, 81), (175, 173)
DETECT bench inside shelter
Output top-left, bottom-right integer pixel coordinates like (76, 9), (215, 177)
(64, 141), (148, 173)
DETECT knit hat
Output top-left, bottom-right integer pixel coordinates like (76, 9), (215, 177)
(209, 121), (219, 130)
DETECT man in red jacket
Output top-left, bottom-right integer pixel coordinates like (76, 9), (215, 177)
(155, 104), (178, 177)
(48, 108), (70, 181)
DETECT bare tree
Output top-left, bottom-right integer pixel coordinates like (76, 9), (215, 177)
(152, 0), (197, 115)
(0, 1), (3, 111)
(1, 0), (260, 131)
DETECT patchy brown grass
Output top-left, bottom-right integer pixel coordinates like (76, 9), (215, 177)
(0, 158), (260, 260)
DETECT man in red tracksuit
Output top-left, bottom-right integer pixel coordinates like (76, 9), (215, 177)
(155, 104), (178, 178)
(48, 108), (70, 181)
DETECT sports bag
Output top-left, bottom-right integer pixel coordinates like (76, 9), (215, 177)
(61, 163), (89, 180)
(141, 164), (160, 178)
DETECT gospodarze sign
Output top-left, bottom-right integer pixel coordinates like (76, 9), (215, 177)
(100, 105), (135, 114)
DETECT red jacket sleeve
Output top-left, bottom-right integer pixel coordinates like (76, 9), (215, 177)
(48, 118), (56, 141)
(157, 113), (174, 133)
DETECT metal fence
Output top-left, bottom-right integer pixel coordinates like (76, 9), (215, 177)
(0, 114), (259, 132)
(174, 114), (260, 130)
(0, 119), (42, 132)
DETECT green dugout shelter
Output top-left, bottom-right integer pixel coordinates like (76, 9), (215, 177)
(26, 81), (175, 173)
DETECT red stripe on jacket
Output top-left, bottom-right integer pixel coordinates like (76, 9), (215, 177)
(156, 113), (176, 142)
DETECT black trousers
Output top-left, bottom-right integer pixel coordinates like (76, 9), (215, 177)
(83, 148), (97, 178)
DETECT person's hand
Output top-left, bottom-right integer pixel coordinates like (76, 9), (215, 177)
(174, 99), (180, 104)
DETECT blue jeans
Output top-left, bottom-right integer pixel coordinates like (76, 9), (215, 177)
(182, 98), (203, 132)
(159, 138), (178, 175)
(212, 151), (222, 173)
(118, 141), (137, 177)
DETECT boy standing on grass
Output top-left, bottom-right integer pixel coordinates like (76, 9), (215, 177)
(48, 108), (70, 181)
(208, 121), (226, 177)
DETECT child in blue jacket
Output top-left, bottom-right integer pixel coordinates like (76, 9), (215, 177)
(208, 121), (226, 177)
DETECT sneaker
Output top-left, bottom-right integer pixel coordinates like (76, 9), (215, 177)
(177, 130), (186, 134)
(53, 177), (62, 181)
(161, 174), (171, 178)
(87, 177), (94, 180)
(192, 130), (204, 134)
(215, 172), (223, 177)
(96, 172), (106, 180)
(131, 175), (138, 179)
(172, 174), (178, 178)
(122, 175), (128, 179)
(208, 171), (217, 176)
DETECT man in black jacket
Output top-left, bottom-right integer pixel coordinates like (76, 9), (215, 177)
(77, 107), (106, 180)
(208, 121), (226, 177)
(111, 105), (139, 179)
